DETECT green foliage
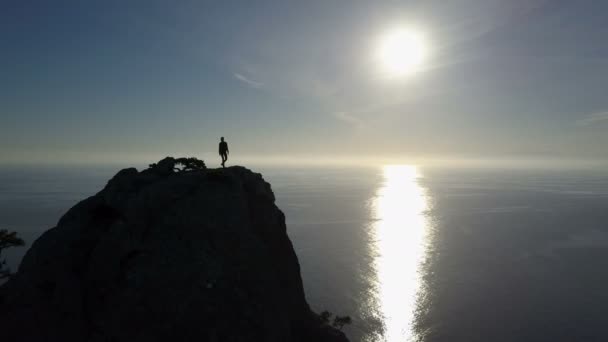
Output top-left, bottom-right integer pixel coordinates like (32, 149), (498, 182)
(0, 229), (25, 280)
(319, 310), (352, 331)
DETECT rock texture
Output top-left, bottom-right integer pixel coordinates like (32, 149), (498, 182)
(0, 159), (348, 342)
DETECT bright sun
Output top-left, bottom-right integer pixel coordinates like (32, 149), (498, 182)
(377, 28), (428, 77)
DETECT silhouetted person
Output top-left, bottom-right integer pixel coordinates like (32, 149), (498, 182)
(219, 137), (229, 167)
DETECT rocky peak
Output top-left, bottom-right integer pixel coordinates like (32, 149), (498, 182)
(0, 158), (349, 342)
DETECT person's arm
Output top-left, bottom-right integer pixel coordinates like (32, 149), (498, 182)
(227, 145), (229, 154)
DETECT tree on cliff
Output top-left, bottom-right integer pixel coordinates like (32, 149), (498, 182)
(148, 157), (206, 174)
(320, 310), (352, 331)
(0, 229), (24, 280)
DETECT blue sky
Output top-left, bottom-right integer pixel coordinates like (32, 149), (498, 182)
(2, 0), (608, 165)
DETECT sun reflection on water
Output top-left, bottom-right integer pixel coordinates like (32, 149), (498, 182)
(370, 165), (431, 342)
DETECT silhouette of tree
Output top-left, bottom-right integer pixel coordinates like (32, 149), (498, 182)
(175, 157), (207, 171)
(318, 310), (352, 331)
(148, 157), (206, 173)
(332, 315), (352, 331)
(0, 230), (24, 280)
(319, 310), (332, 325)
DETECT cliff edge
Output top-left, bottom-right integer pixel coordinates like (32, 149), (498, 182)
(0, 158), (349, 342)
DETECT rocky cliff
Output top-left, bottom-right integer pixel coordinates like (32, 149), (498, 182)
(0, 158), (349, 342)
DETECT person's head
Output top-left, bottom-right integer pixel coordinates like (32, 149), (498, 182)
(220, 137), (224, 142)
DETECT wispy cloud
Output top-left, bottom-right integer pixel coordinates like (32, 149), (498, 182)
(333, 111), (364, 128)
(576, 111), (608, 126)
(233, 73), (263, 89)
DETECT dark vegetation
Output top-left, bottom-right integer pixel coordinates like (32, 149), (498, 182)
(148, 157), (206, 173)
(319, 310), (353, 331)
(0, 230), (24, 280)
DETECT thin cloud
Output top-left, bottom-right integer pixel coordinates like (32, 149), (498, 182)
(333, 111), (364, 128)
(233, 73), (263, 89)
(577, 111), (608, 126)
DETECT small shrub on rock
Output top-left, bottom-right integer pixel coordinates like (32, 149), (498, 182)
(0, 229), (24, 280)
(319, 310), (352, 331)
(148, 157), (206, 174)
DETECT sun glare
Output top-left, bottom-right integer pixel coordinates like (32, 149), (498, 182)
(377, 28), (428, 77)
(370, 165), (431, 341)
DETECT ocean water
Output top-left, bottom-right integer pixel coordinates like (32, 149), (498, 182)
(2, 164), (608, 342)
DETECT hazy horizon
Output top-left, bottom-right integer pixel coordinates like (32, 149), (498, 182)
(2, 153), (608, 173)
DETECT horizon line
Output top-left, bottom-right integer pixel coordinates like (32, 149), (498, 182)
(1, 154), (608, 170)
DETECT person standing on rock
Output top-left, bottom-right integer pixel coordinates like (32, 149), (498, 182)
(219, 137), (229, 168)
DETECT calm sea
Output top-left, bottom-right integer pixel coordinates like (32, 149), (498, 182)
(2, 164), (608, 342)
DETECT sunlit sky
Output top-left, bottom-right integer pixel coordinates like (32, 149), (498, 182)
(2, 0), (608, 165)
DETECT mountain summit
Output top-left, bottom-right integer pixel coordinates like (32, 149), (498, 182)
(0, 158), (349, 342)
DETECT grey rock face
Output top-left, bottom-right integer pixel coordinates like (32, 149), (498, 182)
(0, 161), (348, 342)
